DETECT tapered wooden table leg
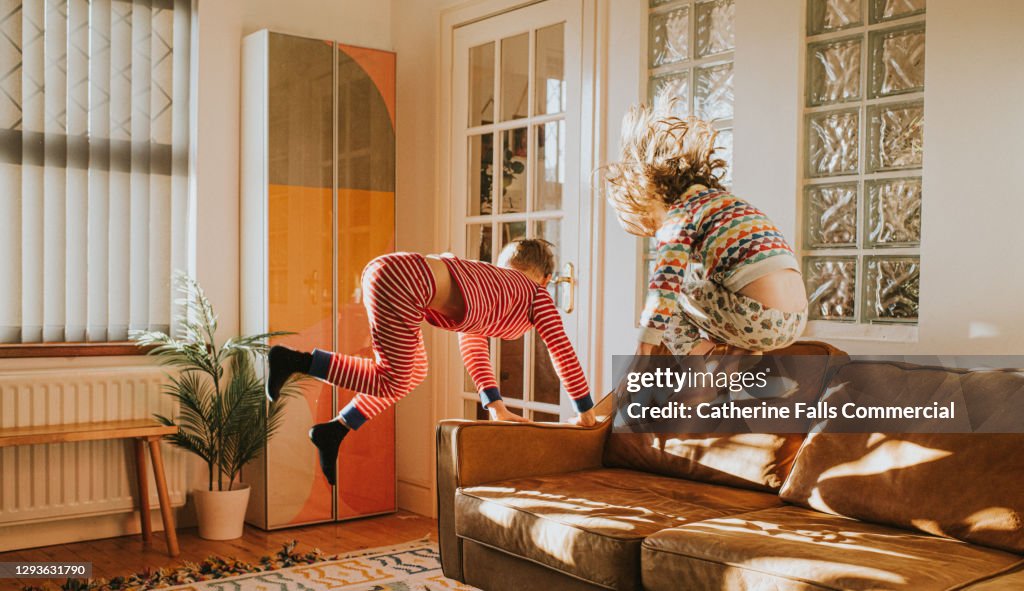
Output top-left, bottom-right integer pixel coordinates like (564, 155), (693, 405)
(147, 437), (179, 556)
(134, 439), (152, 543)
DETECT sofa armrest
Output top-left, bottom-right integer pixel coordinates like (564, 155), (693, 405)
(436, 393), (615, 581)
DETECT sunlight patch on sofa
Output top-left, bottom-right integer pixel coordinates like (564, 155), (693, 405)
(964, 507), (1022, 533)
(684, 519), (922, 560)
(740, 556), (907, 586)
(529, 519), (584, 566)
(818, 440), (951, 480)
(468, 487), (649, 531)
(476, 499), (518, 528)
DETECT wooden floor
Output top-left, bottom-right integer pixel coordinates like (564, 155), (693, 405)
(0, 511), (437, 587)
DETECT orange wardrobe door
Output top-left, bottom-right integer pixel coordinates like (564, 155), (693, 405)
(265, 33), (336, 527)
(335, 44), (397, 519)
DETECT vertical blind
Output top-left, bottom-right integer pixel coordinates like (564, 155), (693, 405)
(0, 0), (191, 344)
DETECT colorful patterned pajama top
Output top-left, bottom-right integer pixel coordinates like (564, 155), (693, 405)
(638, 185), (804, 350)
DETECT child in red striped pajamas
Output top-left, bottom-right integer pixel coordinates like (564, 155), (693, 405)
(266, 239), (594, 485)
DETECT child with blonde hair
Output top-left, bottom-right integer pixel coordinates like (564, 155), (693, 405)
(266, 239), (594, 485)
(605, 104), (808, 356)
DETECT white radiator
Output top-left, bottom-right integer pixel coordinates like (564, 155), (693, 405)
(0, 366), (188, 526)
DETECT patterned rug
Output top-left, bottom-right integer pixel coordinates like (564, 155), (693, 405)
(22, 540), (477, 591)
(164, 540), (475, 591)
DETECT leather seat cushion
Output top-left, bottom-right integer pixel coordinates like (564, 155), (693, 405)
(455, 468), (783, 590)
(641, 506), (1023, 591)
(961, 568), (1024, 590)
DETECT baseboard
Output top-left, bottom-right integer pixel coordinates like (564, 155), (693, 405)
(397, 479), (435, 518)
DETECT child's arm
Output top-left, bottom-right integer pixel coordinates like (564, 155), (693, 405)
(638, 206), (692, 349)
(458, 333), (528, 422)
(531, 289), (594, 423)
(458, 333), (499, 406)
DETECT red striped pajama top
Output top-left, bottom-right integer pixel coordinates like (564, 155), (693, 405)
(424, 254), (593, 412)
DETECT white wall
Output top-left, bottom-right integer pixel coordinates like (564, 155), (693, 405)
(194, 0), (244, 341)
(732, 0), (801, 242)
(391, 0), (448, 517)
(598, 0), (645, 393)
(239, 0), (391, 41)
(915, 0), (1024, 355)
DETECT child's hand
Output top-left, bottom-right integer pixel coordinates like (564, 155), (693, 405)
(487, 401), (530, 423)
(570, 409), (596, 427)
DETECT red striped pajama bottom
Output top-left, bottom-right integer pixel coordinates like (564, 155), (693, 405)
(309, 252), (435, 429)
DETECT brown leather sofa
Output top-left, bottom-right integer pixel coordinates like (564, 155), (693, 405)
(436, 341), (1024, 590)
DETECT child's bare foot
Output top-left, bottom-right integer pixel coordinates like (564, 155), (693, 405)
(309, 420), (349, 486)
(487, 401), (530, 423)
(267, 346), (312, 402)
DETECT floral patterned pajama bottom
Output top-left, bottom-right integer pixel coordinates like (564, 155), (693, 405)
(663, 270), (808, 356)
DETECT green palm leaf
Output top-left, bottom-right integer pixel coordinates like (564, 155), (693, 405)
(130, 273), (296, 491)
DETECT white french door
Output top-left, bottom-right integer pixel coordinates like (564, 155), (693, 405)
(449, 0), (586, 422)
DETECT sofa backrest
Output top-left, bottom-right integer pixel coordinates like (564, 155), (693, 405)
(780, 360), (1024, 555)
(603, 341), (847, 492)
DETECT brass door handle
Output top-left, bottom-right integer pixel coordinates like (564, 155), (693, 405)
(553, 262), (575, 314)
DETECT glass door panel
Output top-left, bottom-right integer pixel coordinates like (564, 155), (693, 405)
(500, 221), (527, 247)
(532, 410), (561, 422)
(532, 335), (561, 405)
(500, 33), (530, 121)
(469, 133), (494, 215)
(498, 336), (525, 399)
(534, 219), (561, 251)
(500, 128), (529, 213)
(467, 224), (493, 262)
(469, 42), (495, 127)
(535, 23), (566, 115)
(535, 120), (565, 210)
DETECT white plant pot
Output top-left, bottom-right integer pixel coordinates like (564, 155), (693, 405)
(193, 483), (251, 540)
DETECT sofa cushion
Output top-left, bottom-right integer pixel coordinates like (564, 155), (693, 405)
(641, 506), (1023, 591)
(780, 361), (1024, 554)
(603, 341), (845, 492)
(962, 568), (1024, 590)
(455, 468), (783, 590)
(603, 432), (804, 492)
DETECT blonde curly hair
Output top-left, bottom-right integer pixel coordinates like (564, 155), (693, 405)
(603, 102), (728, 236)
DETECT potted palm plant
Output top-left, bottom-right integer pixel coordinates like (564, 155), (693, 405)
(131, 273), (297, 540)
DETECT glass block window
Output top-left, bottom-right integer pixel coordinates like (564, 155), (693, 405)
(642, 0), (736, 296)
(801, 0), (924, 325)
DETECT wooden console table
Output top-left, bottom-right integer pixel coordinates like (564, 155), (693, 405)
(0, 420), (180, 556)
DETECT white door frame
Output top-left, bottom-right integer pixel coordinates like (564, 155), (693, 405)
(435, 0), (608, 422)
